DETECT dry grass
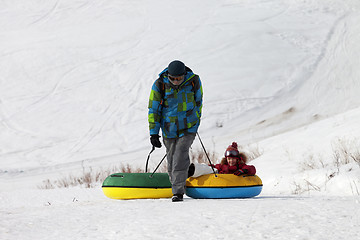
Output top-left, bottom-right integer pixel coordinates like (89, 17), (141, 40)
(293, 137), (360, 195)
(332, 137), (360, 170)
(297, 138), (360, 173)
(38, 164), (143, 189)
(298, 152), (326, 171)
(238, 143), (264, 161)
(39, 144), (263, 189)
(190, 148), (218, 164)
(292, 179), (321, 195)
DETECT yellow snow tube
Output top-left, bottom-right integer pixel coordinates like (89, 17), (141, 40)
(186, 174), (263, 198)
(102, 187), (172, 200)
(102, 173), (172, 200)
(186, 174), (262, 187)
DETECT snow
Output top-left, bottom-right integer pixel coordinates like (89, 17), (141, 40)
(1, 0), (360, 239)
(1, 188), (359, 239)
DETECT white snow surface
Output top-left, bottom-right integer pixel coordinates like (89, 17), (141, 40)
(1, 0), (360, 239)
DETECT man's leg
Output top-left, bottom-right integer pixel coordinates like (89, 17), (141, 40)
(164, 133), (196, 195)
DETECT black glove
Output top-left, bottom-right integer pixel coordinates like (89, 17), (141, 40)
(150, 134), (162, 148)
(233, 169), (248, 176)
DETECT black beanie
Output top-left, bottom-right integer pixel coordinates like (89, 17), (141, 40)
(168, 60), (186, 76)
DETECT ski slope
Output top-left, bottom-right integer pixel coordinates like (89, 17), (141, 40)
(1, 0), (360, 239)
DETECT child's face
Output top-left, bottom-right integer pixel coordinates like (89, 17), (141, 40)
(227, 157), (238, 166)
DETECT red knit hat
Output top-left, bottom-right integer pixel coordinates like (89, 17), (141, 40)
(224, 142), (240, 158)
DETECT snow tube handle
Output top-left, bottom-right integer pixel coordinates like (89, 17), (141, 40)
(145, 146), (155, 173)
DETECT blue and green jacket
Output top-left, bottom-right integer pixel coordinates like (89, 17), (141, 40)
(148, 67), (203, 138)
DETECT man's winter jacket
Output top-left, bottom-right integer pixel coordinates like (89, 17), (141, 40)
(148, 68), (203, 138)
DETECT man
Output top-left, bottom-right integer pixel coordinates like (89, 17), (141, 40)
(148, 60), (203, 202)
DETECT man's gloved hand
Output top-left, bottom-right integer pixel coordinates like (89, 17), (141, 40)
(233, 169), (248, 176)
(150, 134), (162, 148)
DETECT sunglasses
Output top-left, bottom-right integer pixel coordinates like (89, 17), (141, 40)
(168, 75), (184, 82)
(225, 150), (240, 157)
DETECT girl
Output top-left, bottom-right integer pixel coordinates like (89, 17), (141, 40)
(188, 142), (256, 177)
(214, 142), (256, 176)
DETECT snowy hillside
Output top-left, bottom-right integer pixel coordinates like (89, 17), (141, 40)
(1, 0), (360, 239)
(1, 0), (360, 193)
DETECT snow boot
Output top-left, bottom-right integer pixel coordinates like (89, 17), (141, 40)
(172, 194), (183, 202)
